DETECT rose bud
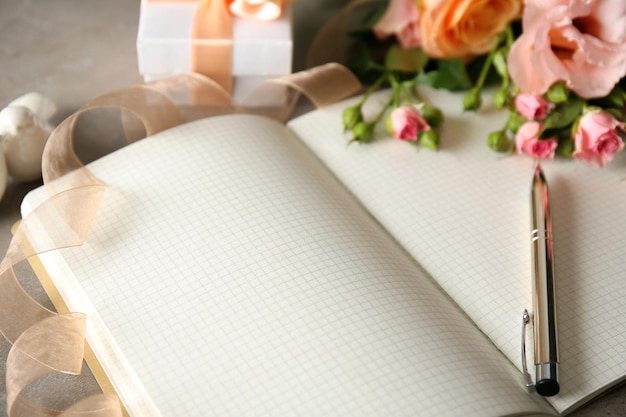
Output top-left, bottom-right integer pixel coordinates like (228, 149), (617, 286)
(514, 93), (553, 120)
(351, 121), (376, 143)
(515, 121), (558, 159)
(387, 105), (430, 141)
(342, 104), (363, 132)
(572, 110), (625, 167)
(487, 130), (510, 152)
(463, 89), (482, 111)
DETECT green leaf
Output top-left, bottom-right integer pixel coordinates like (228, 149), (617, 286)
(420, 105), (444, 128)
(419, 130), (439, 150)
(417, 59), (472, 91)
(347, 40), (383, 83)
(604, 108), (624, 121)
(492, 49), (508, 79)
(545, 82), (569, 104)
(385, 45), (429, 73)
(416, 71), (438, 87)
(607, 87), (626, 108)
(540, 97), (584, 139)
(557, 135), (575, 157)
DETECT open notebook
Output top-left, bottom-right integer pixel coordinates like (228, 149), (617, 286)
(20, 88), (626, 416)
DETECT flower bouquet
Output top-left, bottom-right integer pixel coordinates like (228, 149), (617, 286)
(342, 0), (626, 167)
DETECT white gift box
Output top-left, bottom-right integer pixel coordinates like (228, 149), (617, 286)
(137, 0), (293, 101)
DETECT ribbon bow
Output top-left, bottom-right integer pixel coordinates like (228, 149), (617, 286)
(228, 0), (284, 20)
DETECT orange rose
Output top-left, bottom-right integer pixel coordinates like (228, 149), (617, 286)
(419, 0), (523, 58)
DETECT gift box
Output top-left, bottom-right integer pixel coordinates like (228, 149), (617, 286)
(137, 0), (293, 103)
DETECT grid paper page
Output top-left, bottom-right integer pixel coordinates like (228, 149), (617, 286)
(288, 88), (626, 413)
(22, 115), (553, 417)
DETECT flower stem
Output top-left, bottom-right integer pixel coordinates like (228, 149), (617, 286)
(359, 73), (387, 106)
(504, 25), (514, 48)
(475, 46), (497, 92)
(389, 72), (419, 105)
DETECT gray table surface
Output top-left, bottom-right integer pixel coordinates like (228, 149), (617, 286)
(0, 0), (625, 415)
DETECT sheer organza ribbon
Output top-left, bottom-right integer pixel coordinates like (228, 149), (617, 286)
(0, 63), (360, 417)
(147, 0), (289, 92)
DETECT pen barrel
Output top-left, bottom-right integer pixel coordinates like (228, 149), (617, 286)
(531, 228), (558, 364)
(530, 182), (559, 365)
(530, 175), (559, 395)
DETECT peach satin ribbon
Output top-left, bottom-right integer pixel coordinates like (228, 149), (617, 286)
(1, 64), (360, 417)
(148, 0), (287, 92)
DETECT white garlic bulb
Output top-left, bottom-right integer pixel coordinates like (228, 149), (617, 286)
(0, 93), (56, 182)
(8, 92), (57, 123)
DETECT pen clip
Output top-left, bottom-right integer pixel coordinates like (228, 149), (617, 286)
(521, 309), (536, 393)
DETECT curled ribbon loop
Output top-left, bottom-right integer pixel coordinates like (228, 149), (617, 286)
(6, 313), (121, 417)
(1, 64), (360, 417)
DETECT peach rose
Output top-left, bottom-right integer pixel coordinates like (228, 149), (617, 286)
(508, 0), (626, 99)
(419, 0), (522, 58)
(573, 110), (625, 167)
(515, 121), (558, 159)
(373, 0), (421, 49)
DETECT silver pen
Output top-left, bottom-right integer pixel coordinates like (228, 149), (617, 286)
(522, 164), (560, 396)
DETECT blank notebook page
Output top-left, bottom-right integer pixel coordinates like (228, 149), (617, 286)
(22, 115), (552, 417)
(288, 88), (626, 413)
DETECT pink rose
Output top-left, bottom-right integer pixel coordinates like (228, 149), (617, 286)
(396, 21), (421, 49)
(515, 121), (558, 159)
(373, 0), (421, 49)
(508, 0), (626, 99)
(573, 110), (625, 167)
(388, 106), (430, 141)
(514, 94), (553, 120)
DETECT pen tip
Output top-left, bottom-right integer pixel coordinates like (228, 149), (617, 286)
(532, 162), (548, 188)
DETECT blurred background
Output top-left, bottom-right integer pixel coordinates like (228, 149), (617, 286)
(0, 1), (624, 415)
